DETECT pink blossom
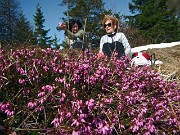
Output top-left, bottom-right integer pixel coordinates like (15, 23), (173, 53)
(97, 121), (111, 135)
(72, 130), (79, 135)
(43, 65), (49, 71)
(104, 98), (113, 104)
(38, 97), (46, 104)
(86, 98), (95, 110)
(37, 92), (45, 97)
(144, 132), (151, 135)
(5, 110), (14, 116)
(131, 125), (139, 132)
(72, 88), (77, 97)
(18, 78), (26, 85)
(53, 56), (57, 62)
(168, 117), (177, 125)
(66, 83), (70, 88)
(65, 112), (72, 118)
(17, 67), (25, 75)
(35, 106), (44, 112)
(55, 77), (64, 83)
(42, 85), (54, 92)
(51, 118), (60, 128)
(58, 69), (63, 73)
(71, 119), (80, 127)
(27, 101), (37, 109)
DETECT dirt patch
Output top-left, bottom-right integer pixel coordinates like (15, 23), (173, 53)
(144, 45), (180, 84)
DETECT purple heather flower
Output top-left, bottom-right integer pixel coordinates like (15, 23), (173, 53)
(72, 130), (79, 135)
(59, 69), (63, 73)
(104, 98), (113, 104)
(51, 117), (60, 128)
(71, 119), (80, 127)
(43, 65), (49, 71)
(146, 124), (155, 133)
(55, 77), (64, 83)
(168, 117), (177, 125)
(18, 78), (26, 85)
(53, 67), (58, 72)
(38, 92), (45, 97)
(115, 83), (120, 86)
(42, 85), (54, 92)
(144, 132), (151, 135)
(38, 97), (46, 104)
(82, 63), (89, 69)
(53, 56), (58, 62)
(72, 88), (77, 97)
(17, 67), (25, 75)
(5, 110), (14, 116)
(59, 93), (66, 103)
(34, 106), (44, 112)
(131, 125), (139, 132)
(97, 121), (112, 135)
(27, 101), (37, 109)
(65, 112), (72, 118)
(66, 83), (70, 88)
(86, 98), (95, 110)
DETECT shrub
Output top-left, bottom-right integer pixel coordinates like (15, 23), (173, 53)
(0, 47), (179, 134)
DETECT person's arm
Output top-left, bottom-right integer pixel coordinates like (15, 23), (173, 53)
(97, 36), (105, 59)
(99, 36), (105, 53)
(58, 22), (66, 31)
(118, 33), (131, 56)
(65, 29), (84, 40)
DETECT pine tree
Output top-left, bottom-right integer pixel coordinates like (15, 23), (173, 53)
(127, 0), (180, 43)
(51, 34), (61, 49)
(14, 12), (34, 45)
(167, 0), (180, 17)
(33, 3), (52, 47)
(0, 0), (20, 45)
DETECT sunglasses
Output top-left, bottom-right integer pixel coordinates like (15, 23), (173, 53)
(104, 23), (112, 28)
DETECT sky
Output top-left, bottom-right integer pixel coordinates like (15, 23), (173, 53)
(20, 0), (132, 44)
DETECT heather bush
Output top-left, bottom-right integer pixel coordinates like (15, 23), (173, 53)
(0, 47), (179, 134)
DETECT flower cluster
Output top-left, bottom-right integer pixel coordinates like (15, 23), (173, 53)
(0, 47), (179, 134)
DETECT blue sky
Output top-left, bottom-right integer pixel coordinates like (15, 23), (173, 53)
(20, 0), (132, 44)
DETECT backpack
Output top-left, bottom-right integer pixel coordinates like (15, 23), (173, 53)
(131, 52), (163, 66)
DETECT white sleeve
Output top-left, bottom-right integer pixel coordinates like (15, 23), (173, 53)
(120, 33), (131, 56)
(99, 36), (104, 53)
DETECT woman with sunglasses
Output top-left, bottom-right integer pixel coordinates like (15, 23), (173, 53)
(98, 15), (131, 58)
(58, 19), (85, 49)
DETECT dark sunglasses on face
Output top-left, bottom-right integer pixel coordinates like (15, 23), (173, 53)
(104, 23), (111, 28)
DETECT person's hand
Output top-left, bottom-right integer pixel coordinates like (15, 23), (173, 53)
(97, 52), (105, 59)
(58, 22), (67, 31)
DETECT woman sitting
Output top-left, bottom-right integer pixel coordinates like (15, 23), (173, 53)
(98, 15), (131, 58)
(58, 19), (86, 49)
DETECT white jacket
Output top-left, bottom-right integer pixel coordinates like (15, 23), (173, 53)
(99, 32), (131, 57)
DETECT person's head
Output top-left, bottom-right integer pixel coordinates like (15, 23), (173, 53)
(102, 15), (119, 34)
(69, 19), (83, 33)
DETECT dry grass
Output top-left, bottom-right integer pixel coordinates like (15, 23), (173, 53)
(144, 45), (180, 84)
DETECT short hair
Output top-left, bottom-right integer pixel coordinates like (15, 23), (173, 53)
(102, 15), (119, 32)
(68, 19), (83, 32)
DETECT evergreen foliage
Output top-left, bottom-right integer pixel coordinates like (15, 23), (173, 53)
(0, 0), (34, 47)
(51, 34), (61, 49)
(59, 40), (69, 49)
(33, 3), (52, 47)
(14, 12), (34, 45)
(167, 0), (180, 17)
(127, 0), (180, 43)
(0, 0), (20, 44)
